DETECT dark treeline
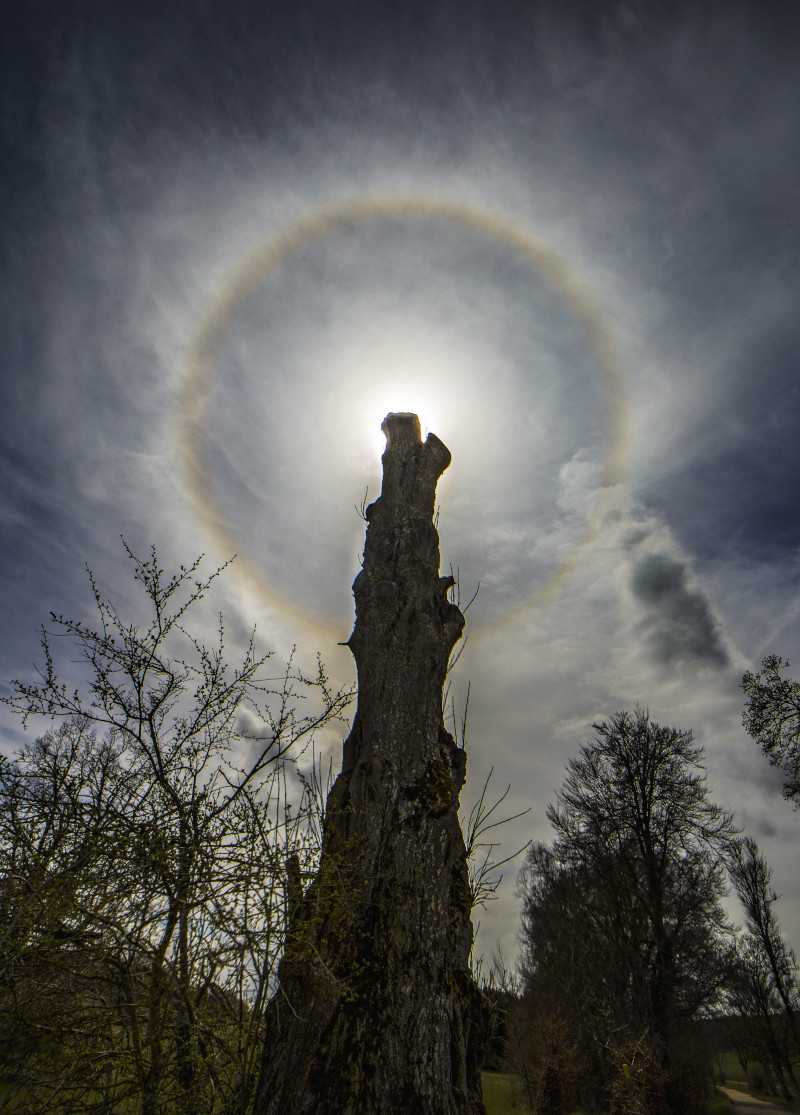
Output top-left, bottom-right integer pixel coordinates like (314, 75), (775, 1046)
(500, 671), (800, 1115)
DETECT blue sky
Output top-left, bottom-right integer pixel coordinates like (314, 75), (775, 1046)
(2, 0), (799, 963)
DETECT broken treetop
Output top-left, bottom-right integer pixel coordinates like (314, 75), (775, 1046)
(370, 412), (452, 527)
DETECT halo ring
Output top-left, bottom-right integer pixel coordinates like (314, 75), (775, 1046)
(177, 196), (627, 641)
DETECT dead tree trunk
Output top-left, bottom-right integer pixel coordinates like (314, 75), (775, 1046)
(254, 413), (490, 1114)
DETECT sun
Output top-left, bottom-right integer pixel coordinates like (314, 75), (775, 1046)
(364, 397), (443, 459)
(341, 344), (455, 460)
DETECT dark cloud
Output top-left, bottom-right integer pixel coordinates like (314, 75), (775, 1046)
(630, 552), (729, 669)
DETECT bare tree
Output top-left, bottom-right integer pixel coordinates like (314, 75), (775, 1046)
(0, 546), (352, 1114)
(0, 720), (135, 1109)
(726, 837), (800, 1101)
(741, 655), (800, 806)
(517, 708), (736, 1115)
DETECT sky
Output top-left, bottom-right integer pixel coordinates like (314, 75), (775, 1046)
(2, 0), (799, 968)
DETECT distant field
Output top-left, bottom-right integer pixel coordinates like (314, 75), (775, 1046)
(715, 1051), (749, 1087)
(714, 1052), (800, 1114)
(482, 1071), (533, 1114)
(482, 1068), (751, 1115)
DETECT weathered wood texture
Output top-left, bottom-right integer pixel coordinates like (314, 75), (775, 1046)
(255, 413), (490, 1114)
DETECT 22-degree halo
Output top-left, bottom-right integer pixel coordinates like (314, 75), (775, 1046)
(177, 196), (628, 642)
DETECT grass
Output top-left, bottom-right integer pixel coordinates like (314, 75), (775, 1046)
(1, 1066), (766, 1115)
(482, 1070), (748, 1115)
(4, 1072), (531, 1115)
(482, 1071), (533, 1114)
(715, 1051), (749, 1087)
(708, 1087), (733, 1115)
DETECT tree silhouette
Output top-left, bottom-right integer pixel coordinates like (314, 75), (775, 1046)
(741, 655), (800, 806)
(726, 836), (800, 1101)
(0, 546), (352, 1114)
(254, 414), (491, 1115)
(517, 708), (736, 1115)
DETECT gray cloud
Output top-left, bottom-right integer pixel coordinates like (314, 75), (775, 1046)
(630, 552), (729, 669)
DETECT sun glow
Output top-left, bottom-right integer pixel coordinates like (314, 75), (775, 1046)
(334, 342), (457, 461)
(365, 395), (443, 459)
(179, 195), (627, 634)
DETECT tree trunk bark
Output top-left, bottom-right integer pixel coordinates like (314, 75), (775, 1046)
(254, 413), (490, 1115)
